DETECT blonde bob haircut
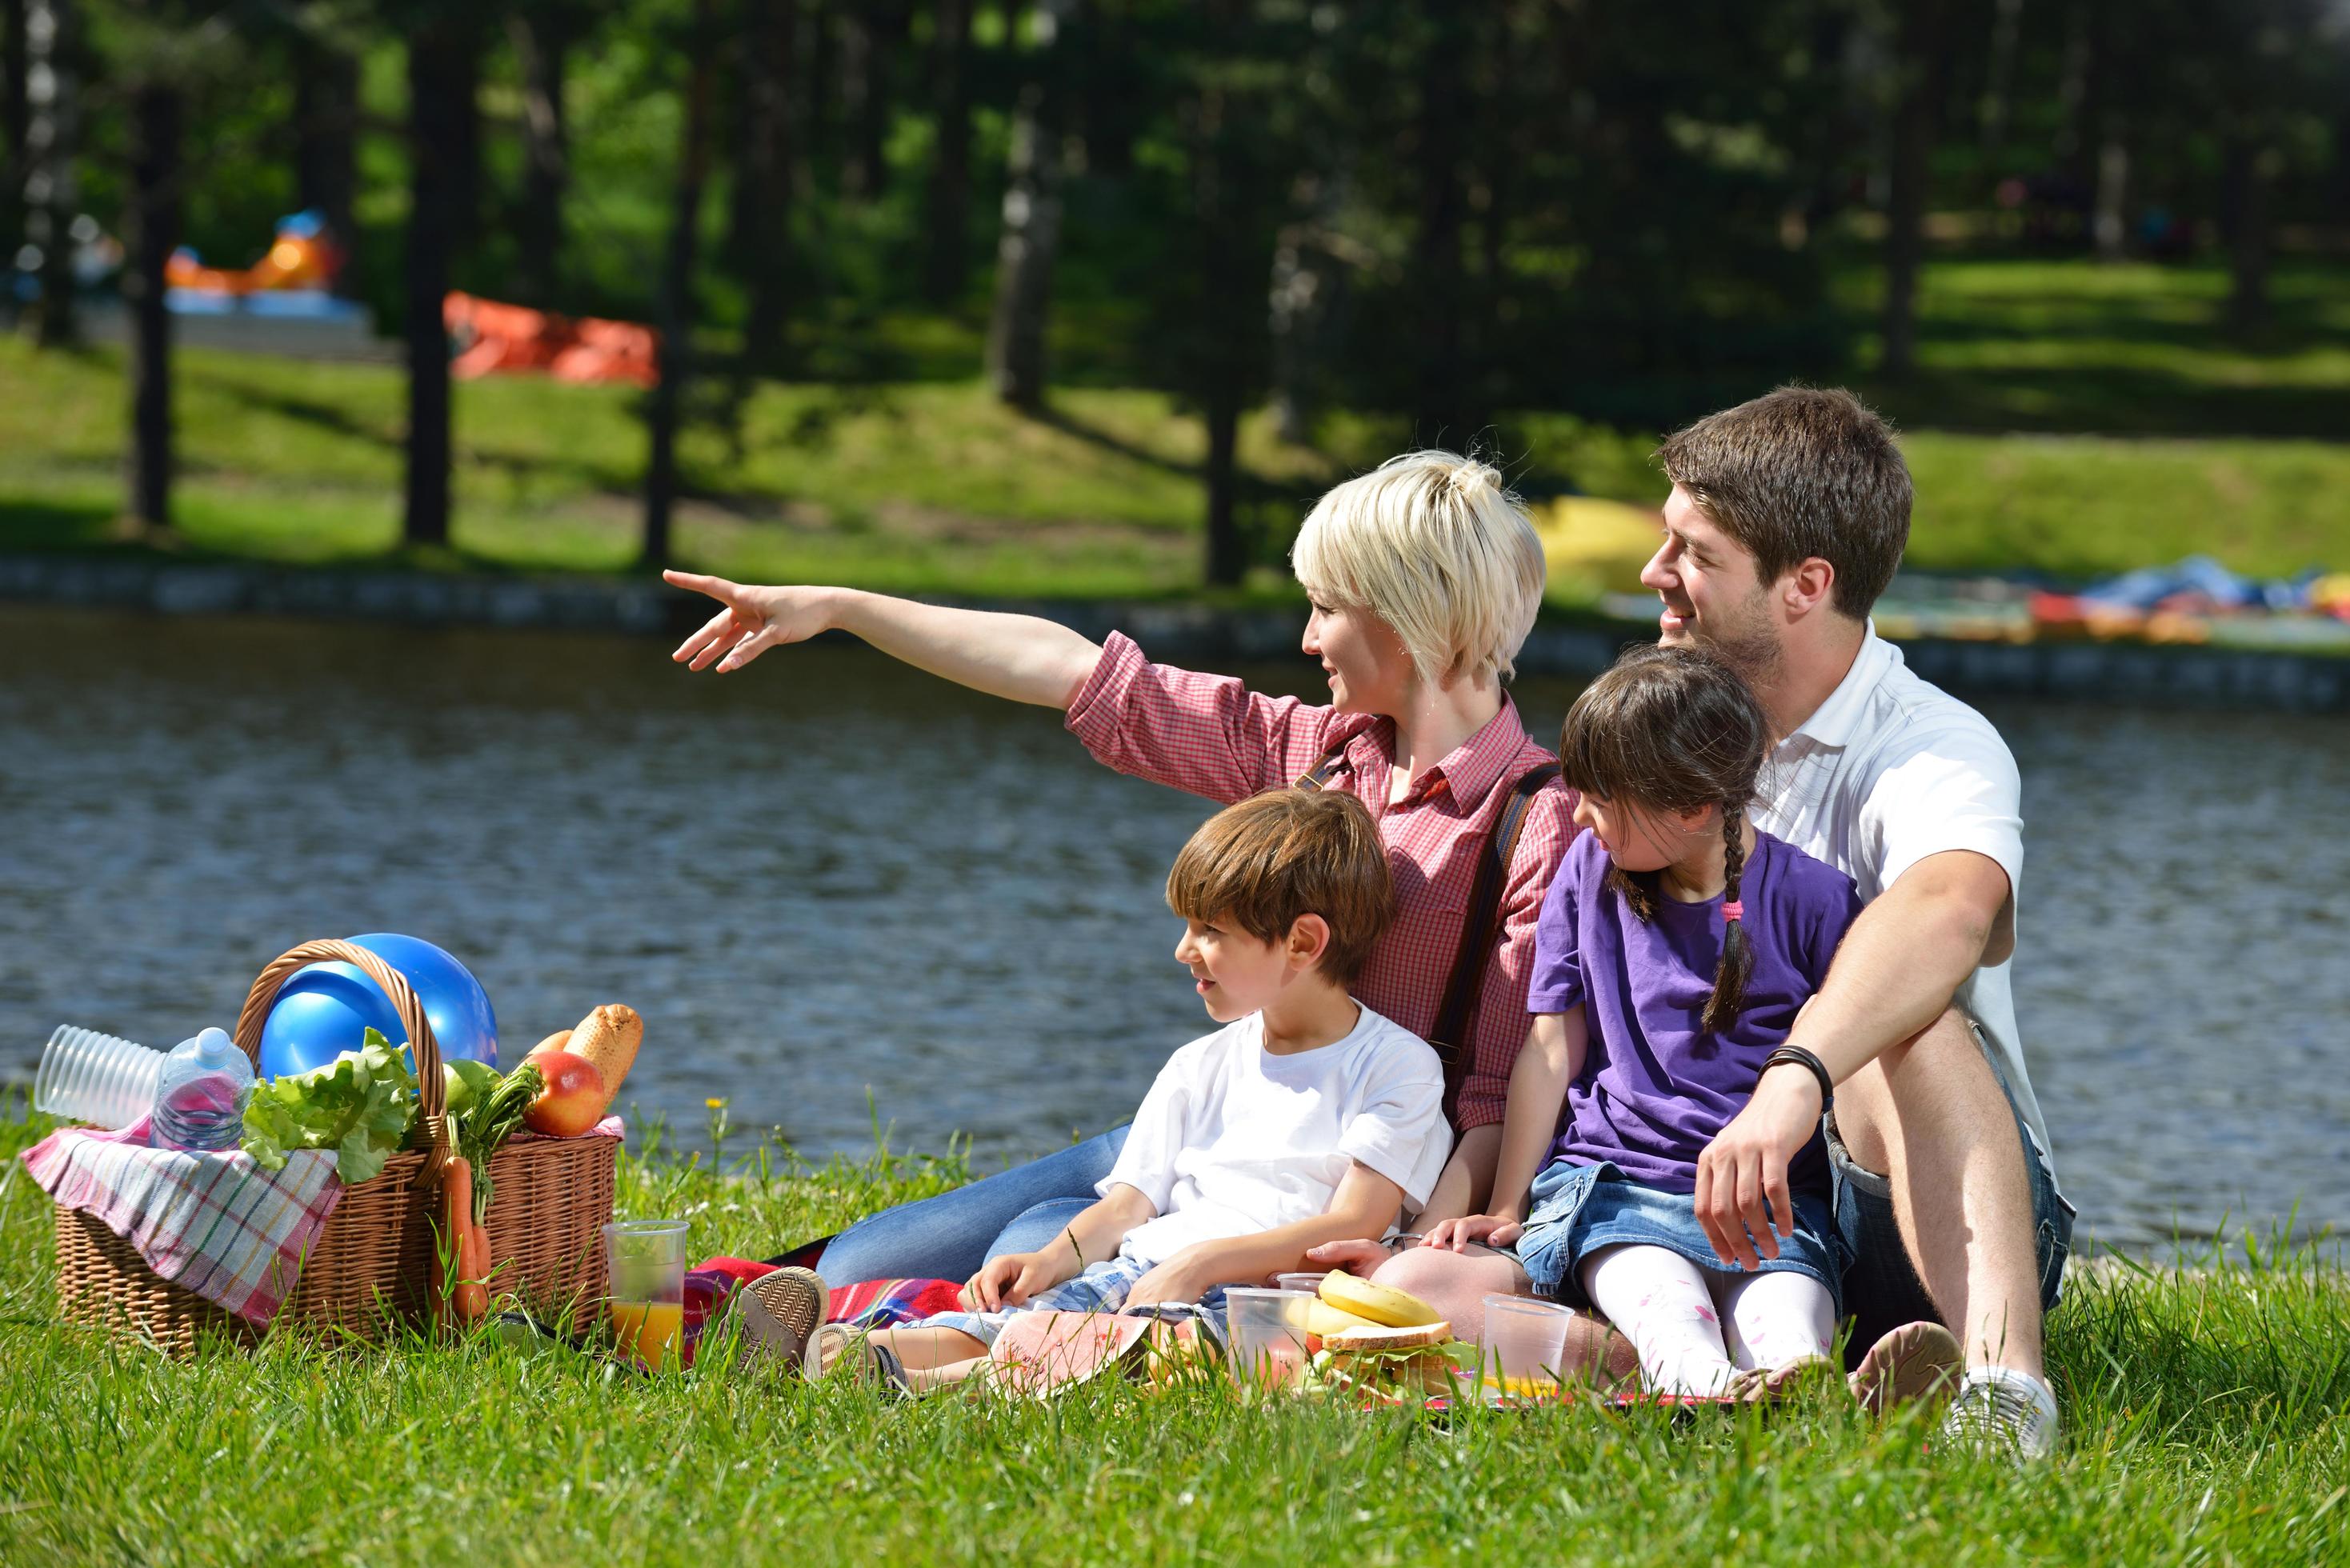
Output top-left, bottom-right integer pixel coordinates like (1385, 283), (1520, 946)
(1290, 450), (1547, 686)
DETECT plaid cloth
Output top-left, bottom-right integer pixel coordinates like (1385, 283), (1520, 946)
(1066, 631), (1579, 1130)
(900, 1255), (1227, 1349)
(22, 1117), (341, 1328)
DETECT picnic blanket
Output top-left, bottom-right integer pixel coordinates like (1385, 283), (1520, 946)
(22, 1118), (341, 1328)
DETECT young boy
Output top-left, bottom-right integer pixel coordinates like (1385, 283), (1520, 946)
(813, 787), (1454, 1392)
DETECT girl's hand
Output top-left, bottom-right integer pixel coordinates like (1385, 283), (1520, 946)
(1421, 1214), (1524, 1252)
(1301, 1237), (1395, 1278)
(962, 1250), (1058, 1311)
(664, 572), (835, 672)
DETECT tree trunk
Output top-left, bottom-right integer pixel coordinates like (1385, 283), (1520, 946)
(124, 78), (180, 535)
(731, 0), (797, 374)
(2092, 134), (2128, 262)
(840, 1), (905, 201)
(1409, 8), (1471, 443)
(1879, 0), (1948, 380)
(984, 0), (1072, 410)
(508, 10), (570, 307)
(2220, 132), (2272, 336)
(291, 32), (360, 299)
(2, 0), (28, 267)
(643, 0), (716, 570)
(22, 0), (78, 347)
(403, 26), (468, 550)
(920, 0), (972, 302)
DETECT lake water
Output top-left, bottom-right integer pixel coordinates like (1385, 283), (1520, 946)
(3, 605), (2344, 1255)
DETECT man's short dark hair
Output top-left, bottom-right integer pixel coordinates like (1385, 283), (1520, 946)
(1655, 386), (1911, 618)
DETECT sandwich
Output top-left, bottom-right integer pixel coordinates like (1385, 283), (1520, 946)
(1296, 1270), (1477, 1402)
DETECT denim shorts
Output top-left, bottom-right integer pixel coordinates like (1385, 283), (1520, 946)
(1826, 1023), (2075, 1358)
(1515, 1159), (1841, 1314)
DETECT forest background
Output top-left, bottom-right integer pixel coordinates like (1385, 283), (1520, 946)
(3, 0), (2348, 599)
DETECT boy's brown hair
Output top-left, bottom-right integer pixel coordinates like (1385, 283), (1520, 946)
(1655, 386), (1912, 618)
(1164, 788), (1395, 986)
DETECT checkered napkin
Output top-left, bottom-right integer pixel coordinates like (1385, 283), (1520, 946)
(22, 1118), (342, 1328)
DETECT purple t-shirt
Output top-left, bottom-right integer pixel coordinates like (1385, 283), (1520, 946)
(1526, 829), (1864, 1194)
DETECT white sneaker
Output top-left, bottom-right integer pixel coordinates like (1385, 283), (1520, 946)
(1941, 1366), (2060, 1461)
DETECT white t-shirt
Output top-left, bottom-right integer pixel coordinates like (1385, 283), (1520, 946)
(1751, 627), (2055, 1176)
(1102, 1004), (1453, 1267)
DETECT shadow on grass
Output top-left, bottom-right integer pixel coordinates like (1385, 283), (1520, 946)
(0, 498), (119, 550)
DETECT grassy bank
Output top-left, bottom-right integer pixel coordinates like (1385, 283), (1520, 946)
(4, 257), (2348, 599)
(2, 1107), (2344, 1566)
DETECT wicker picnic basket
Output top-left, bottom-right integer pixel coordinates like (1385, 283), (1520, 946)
(51, 938), (619, 1357)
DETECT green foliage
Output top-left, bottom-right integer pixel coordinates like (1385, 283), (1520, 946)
(0, 1098), (2344, 1565)
(239, 1028), (418, 1185)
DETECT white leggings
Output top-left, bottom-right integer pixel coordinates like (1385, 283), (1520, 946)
(1579, 1243), (1836, 1396)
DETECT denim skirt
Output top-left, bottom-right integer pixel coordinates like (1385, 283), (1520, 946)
(1513, 1159), (1843, 1314)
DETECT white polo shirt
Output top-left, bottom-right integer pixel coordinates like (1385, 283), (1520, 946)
(1750, 628), (2055, 1173)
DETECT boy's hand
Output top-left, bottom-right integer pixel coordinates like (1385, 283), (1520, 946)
(962, 1250), (1059, 1311)
(664, 573), (835, 672)
(1420, 1214), (1524, 1251)
(1125, 1248), (1218, 1310)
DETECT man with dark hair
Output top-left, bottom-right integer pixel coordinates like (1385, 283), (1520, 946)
(1645, 384), (2071, 1457)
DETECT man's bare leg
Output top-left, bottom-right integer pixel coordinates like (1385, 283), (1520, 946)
(1834, 1008), (2045, 1378)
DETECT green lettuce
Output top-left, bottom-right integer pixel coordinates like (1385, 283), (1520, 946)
(240, 1027), (419, 1185)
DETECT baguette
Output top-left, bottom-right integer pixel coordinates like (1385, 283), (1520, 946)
(562, 1003), (642, 1104)
(528, 1030), (573, 1060)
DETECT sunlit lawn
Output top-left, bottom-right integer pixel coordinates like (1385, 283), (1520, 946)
(0, 1104), (2344, 1566)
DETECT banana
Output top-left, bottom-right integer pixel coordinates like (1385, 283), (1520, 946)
(1305, 1299), (1381, 1339)
(1317, 1272), (1443, 1329)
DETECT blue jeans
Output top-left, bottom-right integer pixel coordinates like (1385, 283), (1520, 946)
(808, 1126), (1131, 1288)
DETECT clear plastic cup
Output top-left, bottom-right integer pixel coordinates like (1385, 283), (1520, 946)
(603, 1219), (689, 1372)
(1479, 1293), (1577, 1402)
(1274, 1271), (1328, 1294)
(1224, 1287), (1315, 1392)
(32, 1026), (168, 1130)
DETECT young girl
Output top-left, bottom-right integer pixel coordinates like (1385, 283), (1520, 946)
(1427, 645), (1864, 1397)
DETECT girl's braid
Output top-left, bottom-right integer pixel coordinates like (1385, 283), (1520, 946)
(1699, 801), (1755, 1033)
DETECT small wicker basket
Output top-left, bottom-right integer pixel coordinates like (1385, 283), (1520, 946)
(51, 939), (619, 1358)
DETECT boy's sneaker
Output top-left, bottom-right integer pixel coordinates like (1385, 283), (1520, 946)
(1940, 1366), (2060, 1462)
(736, 1266), (828, 1370)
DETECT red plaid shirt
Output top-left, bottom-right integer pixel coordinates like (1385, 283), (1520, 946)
(1066, 632), (1580, 1130)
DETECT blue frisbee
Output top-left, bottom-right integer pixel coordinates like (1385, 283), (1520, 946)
(256, 933), (500, 1079)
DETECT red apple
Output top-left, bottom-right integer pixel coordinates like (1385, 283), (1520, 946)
(524, 1050), (608, 1138)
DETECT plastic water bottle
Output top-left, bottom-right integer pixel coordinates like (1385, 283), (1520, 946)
(33, 1026), (168, 1130)
(149, 1028), (255, 1153)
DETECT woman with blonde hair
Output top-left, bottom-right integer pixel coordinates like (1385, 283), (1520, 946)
(665, 450), (1579, 1319)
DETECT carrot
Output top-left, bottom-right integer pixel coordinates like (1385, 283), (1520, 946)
(435, 1157), (491, 1330)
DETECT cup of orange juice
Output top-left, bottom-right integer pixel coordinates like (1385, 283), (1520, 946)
(604, 1219), (689, 1371)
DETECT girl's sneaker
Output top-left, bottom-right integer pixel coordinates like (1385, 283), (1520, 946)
(1940, 1366), (2060, 1461)
(1849, 1320), (1963, 1414)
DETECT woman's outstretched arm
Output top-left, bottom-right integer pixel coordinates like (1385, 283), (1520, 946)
(666, 573), (1103, 709)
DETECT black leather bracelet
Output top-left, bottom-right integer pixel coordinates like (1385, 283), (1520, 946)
(1762, 1045), (1835, 1114)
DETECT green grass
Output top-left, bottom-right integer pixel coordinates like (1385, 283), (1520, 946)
(2, 1105), (2344, 1566)
(4, 255), (2348, 597)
